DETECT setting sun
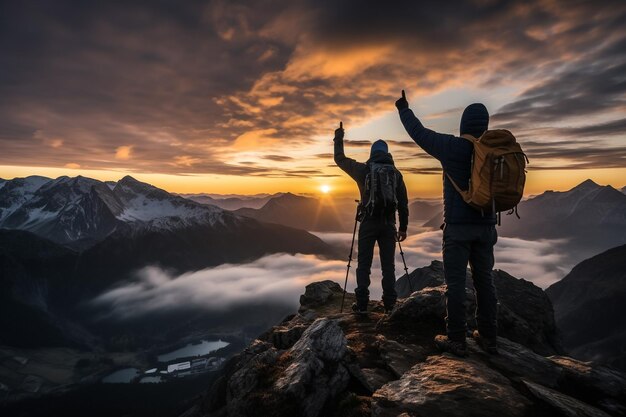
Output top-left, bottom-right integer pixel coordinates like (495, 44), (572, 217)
(320, 184), (331, 194)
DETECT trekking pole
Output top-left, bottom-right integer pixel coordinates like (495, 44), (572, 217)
(397, 238), (413, 294)
(340, 200), (360, 313)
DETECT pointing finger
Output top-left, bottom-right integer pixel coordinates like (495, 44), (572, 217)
(401, 89), (406, 99)
(340, 121), (343, 129)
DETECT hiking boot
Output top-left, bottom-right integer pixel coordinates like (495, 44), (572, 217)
(472, 330), (498, 354)
(434, 335), (468, 357)
(351, 303), (368, 316)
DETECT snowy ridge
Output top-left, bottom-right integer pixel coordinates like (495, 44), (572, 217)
(113, 176), (225, 226)
(0, 175), (52, 223)
(0, 174), (231, 246)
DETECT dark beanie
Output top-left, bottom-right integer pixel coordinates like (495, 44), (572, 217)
(370, 139), (388, 156)
(460, 103), (489, 138)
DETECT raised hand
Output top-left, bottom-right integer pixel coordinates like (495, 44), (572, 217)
(395, 89), (409, 111)
(334, 121), (344, 141)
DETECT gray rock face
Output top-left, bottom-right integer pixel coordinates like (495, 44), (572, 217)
(226, 344), (279, 417)
(387, 286), (447, 323)
(200, 319), (350, 417)
(523, 380), (612, 417)
(274, 318), (350, 417)
(546, 244), (626, 370)
(186, 273), (626, 417)
(377, 337), (426, 378)
(372, 355), (531, 417)
(299, 280), (344, 307)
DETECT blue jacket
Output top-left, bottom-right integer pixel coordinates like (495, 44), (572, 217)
(399, 108), (496, 225)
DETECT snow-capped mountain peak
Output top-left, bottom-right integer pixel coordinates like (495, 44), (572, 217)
(0, 176), (53, 223)
(112, 176), (224, 225)
(0, 174), (228, 248)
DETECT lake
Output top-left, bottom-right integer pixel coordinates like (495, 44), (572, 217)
(157, 339), (229, 362)
(102, 368), (140, 383)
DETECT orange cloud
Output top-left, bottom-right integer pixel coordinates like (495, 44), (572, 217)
(115, 146), (133, 160)
(47, 139), (64, 148)
(172, 155), (201, 167)
(233, 128), (279, 150)
(283, 44), (392, 81)
(258, 96), (284, 107)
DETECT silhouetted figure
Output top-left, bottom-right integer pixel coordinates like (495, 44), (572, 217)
(333, 122), (409, 314)
(395, 90), (498, 356)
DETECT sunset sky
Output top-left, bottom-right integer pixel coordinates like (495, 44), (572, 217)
(1, 0), (625, 197)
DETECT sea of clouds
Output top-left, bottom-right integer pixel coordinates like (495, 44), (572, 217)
(92, 230), (572, 319)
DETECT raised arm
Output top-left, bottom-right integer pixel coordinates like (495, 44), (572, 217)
(333, 121), (366, 181)
(395, 90), (455, 164)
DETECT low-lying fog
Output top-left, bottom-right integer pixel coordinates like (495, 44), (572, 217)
(92, 230), (571, 319)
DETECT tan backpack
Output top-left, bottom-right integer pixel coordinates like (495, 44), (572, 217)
(446, 129), (527, 222)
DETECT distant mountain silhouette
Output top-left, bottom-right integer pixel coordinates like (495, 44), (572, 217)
(234, 192), (348, 232)
(182, 193), (279, 210)
(546, 244), (626, 371)
(423, 179), (626, 260)
(409, 199), (442, 223)
(232, 194), (438, 233)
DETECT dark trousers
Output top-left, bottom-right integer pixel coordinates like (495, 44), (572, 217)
(355, 218), (397, 308)
(442, 223), (498, 342)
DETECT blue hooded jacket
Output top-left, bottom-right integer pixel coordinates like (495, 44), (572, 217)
(399, 104), (496, 225)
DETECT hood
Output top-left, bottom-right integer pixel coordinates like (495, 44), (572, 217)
(367, 151), (395, 165)
(460, 103), (489, 138)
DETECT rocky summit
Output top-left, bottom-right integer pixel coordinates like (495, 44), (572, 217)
(183, 267), (626, 417)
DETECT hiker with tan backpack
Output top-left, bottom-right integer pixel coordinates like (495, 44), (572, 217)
(395, 90), (526, 357)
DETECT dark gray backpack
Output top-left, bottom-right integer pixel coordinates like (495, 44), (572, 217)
(364, 163), (398, 215)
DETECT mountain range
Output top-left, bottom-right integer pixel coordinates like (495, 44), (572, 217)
(196, 192), (446, 233)
(422, 179), (626, 261)
(181, 193), (279, 211)
(0, 175), (232, 248)
(546, 244), (626, 371)
(409, 199), (443, 223)
(0, 175), (332, 253)
(234, 192), (348, 232)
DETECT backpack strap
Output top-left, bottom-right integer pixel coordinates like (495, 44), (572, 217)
(445, 134), (477, 202)
(460, 134), (477, 143)
(445, 173), (472, 202)
(365, 163), (378, 212)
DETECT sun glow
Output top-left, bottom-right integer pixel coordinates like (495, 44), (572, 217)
(320, 184), (331, 194)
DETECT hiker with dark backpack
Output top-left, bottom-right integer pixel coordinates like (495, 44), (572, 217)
(333, 121), (409, 315)
(395, 90), (526, 357)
